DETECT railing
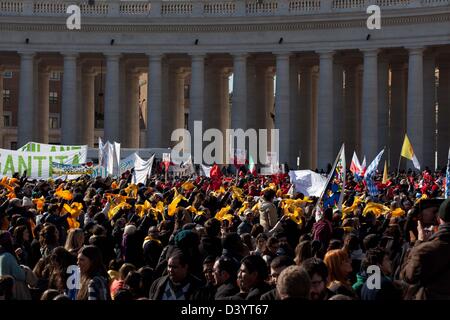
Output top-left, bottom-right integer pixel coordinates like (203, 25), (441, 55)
(161, 2), (193, 16)
(203, 2), (235, 16)
(332, 0), (365, 9)
(289, 0), (321, 12)
(0, 1), (22, 14)
(0, 0), (447, 18)
(120, 1), (151, 15)
(246, 1), (278, 15)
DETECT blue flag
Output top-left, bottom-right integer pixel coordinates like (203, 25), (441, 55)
(446, 148), (450, 199)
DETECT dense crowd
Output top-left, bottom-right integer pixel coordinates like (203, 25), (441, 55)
(0, 167), (449, 300)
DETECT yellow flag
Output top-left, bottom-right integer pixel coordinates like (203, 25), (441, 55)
(382, 160), (388, 184)
(401, 134), (414, 160)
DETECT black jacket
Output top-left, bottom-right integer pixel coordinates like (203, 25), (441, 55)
(149, 274), (203, 300)
(215, 281), (239, 300)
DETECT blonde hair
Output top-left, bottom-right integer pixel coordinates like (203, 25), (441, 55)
(64, 228), (85, 253)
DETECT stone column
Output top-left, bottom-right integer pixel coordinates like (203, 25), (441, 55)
(175, 69), (186, 131)
(104, 53), (121, 143)
(299, 65), (313, 169)
(189, 54), (205, 132)
(61, 53), (79, 144)
(246, 58), (257, 131)
(265, 68), (275, 132)
(275, 53), (291, 166)
(311, 67), (319, 169)
(81, 69), (96, 147)
(361, 49), (379, 162)
(289, 58), (300, 168)
(333, 62), (343, 155)
(406, 47), (424, 168)
(37, 67), (50, 143)
(317, 51), (334, 170)
(189, 54), (205, 161)
(147, 54), (163, 148)
(220, 68), (231, 163)
(124, 69), (140, 148)
(389, 62), (407, 168)
(437, 62), (450, 168)
(422, 54), (436, 170)
(343, 65), (358, 161)
(378, 57), (389, 154)
(232, 54), (247, 130)
(18, 52), (36, 147)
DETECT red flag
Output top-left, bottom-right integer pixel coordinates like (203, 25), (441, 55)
(210, 164), (222, 179)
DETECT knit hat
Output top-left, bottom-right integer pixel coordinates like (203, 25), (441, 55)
(438, 199), (450, 222)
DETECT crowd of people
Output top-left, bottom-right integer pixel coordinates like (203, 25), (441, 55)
(0, 166), (449, 301)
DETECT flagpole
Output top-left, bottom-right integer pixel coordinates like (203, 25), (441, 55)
(397, 155), (402, 177)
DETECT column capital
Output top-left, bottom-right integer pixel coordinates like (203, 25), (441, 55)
(232, 52), (248, 59)
(146, 53), (164, 61)
(17, 51), (35, 58)
(406, 47), (425, 55)
(361, 48), (380, 56)
(275, 52), (292, 60)
(61, 52), (79, 59)
(189, 53), (206, 61)
(104, 52), (122, 60)
(38, 65), (51, 75)
(317, 50), (335, 59)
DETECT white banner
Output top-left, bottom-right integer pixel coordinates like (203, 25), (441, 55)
(288, 170), (327, 197)
(0, 148), (87, 179)
(132, 155), (154, 185)
(19, 142), (87, 154)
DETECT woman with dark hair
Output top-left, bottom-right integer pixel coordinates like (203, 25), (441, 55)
(232, 255), (271, 300)
(39, 224), (59, 259)
(294, 240), (312, 266)
(76, 245), (110, 300)
(13, 225), (32, 266)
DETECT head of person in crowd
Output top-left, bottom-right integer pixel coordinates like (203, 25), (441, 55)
(363, 234), (380, 252)
(76, 245), (109, 300)
(13, 225), (30, 246)
(439, 199), (450, 224)
(324, 249), (352, 287)
(202, 256), (215, 285)
(204, 218), (221, 239)
(253, 233), (267, 255)
(123, 271), (143, 299)
(269, 256), (295, 286)
(301, 257), (331, 300)
(213, 256), (239, 287)
(240, 233), (254, 252)
(0, 230), (14, 254)
(222, 232), (245, 260)
(64, 228), (85, 255)
(362, 247), (392, 277)
(250, 224), (264, 239)
(262, 189), (276, 203)
(294, 240), (312, 265)
(276, 266), (311, 300)
(40, 289), (60, 300)
(39, 224), (59, 253)
(264, 237), (279, 257)
(237, 255), (268, 293)
(327, 239), (342, 252)
(167, 251), (190, 285)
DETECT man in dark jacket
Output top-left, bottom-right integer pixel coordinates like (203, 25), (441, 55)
(400, 199), (450, 299)
(149, 251), (202, 300)
(198, 218), (222, 260)
(213, 256), (239, 299)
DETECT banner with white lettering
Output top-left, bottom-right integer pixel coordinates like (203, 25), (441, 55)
(19, 141), (87, 154)
(0, 148), (87, 179)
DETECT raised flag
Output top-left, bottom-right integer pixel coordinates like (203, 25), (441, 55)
(249, 154), (257, 175)
(315, 144), (346, 221)
(364, 149), (385, 196)
(382, 160), (388, 184)
(350, 152), (361, 175)
(401, 134), (421, 170)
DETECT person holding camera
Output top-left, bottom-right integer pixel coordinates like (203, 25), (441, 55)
(400, 199), (450, 299)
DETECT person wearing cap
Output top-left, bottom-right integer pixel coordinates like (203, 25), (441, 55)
(400, 199), (450, 299)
